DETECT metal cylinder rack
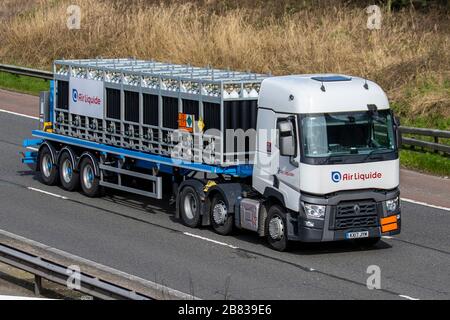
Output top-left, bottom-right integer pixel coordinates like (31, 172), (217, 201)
(52, 58), (270, 166)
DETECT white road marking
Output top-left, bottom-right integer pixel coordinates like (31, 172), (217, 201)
(0, 295), (53, 300)
(382, 236), (393, 239)
(183, 232), (238, 249)
(27, 187), (68, 200)
(0, 108), (39, 120)
(399, 294), (420, 300)
(401, 197), (450, 212)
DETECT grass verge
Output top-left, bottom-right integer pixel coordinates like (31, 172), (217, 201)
(400, 149), (450, 177)
(398, 113), (449, 177)
(0, 71), (49, 96)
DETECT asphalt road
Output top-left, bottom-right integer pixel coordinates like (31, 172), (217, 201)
(0, 108), (449, 300)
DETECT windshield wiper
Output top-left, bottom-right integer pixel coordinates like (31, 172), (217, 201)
(320, 154), (345, 165)
(362, 148), (392, 162)
(319, 148), (392, 165)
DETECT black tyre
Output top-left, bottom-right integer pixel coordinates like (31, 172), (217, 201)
(58, 151), (79, 191)
(353, 236), (381, 248)
(38, 145), (59, 185)
(79, 156), (100, 197)
(179, 186), (201, 228)
(210, 193), (234, 235)
(265, 204), (289, 251)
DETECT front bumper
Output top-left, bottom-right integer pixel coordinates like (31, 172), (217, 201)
(286, 188), (401, 242)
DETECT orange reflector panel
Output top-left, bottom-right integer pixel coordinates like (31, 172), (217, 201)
(381, 215), (397, 225)
(382, 223), (398, 233)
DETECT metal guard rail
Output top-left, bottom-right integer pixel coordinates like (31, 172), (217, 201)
(0, 230), (198, 300)
(399, 127), (450, 154)
(0, 63), (53, 80)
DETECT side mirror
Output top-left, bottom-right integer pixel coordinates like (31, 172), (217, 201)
(278, 120), (295, 156)
(393, 116), (402, 149)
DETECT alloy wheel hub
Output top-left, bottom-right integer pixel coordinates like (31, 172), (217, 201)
(268, 216), (284, 240)
(212, 201), (227, 225)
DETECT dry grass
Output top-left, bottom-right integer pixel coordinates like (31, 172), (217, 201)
(0, 0), (41, 20)
(0, 0), (448, 119)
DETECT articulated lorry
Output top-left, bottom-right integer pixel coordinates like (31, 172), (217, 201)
(22, 58), (401, 251)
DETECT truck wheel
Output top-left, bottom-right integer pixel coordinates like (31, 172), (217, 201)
(80, 157), (100, 197)
(210, 193), (233, 235)
(38, 145), (59, 185)
(179, 186), (201, 228)
(59, 152), (79, 191)
(265, 204), (289, 251)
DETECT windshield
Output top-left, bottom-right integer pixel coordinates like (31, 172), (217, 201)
(300, 110), (396, 163)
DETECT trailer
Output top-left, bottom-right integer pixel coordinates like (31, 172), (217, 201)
(23, 58), (402, 251)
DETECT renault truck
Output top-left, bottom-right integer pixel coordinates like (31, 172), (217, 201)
(22, 58), (401, 251)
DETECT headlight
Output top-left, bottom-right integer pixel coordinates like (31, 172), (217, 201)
(386, 197), (399, 213)
(301, 202), (326, 220)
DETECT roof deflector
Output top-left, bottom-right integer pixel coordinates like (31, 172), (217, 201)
(311, 75), (352, 82)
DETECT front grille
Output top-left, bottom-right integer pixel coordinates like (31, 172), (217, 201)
(335, 216), (378, 229)
(332, 200), (379, 230)
(336, 202), (377, 218)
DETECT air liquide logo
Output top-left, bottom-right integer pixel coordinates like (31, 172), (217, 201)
(331, 171), (342, 183)
(331, 170), (382, 183)
(71, 88), (101, 105)
(72, 89), (78, 102)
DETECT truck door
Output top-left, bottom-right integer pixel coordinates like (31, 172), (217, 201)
(274, 115), (301, 212)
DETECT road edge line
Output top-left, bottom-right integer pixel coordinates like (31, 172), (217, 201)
(183, 232), (239, 249)
(0, 108), (39, 120)
(27, 187), (68, 200)
(401, 198), (450, 212)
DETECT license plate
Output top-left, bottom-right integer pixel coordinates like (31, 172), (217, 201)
(346, 231), (369, 239)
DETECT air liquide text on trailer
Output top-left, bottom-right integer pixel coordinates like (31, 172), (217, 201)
(22, 58), (401, 251)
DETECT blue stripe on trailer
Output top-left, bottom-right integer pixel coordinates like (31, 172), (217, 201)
(49, 80), (54, 123)
(134, 159), (174, 175)
(23, 139), (43, 148)
(30, 130), (254, 177)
